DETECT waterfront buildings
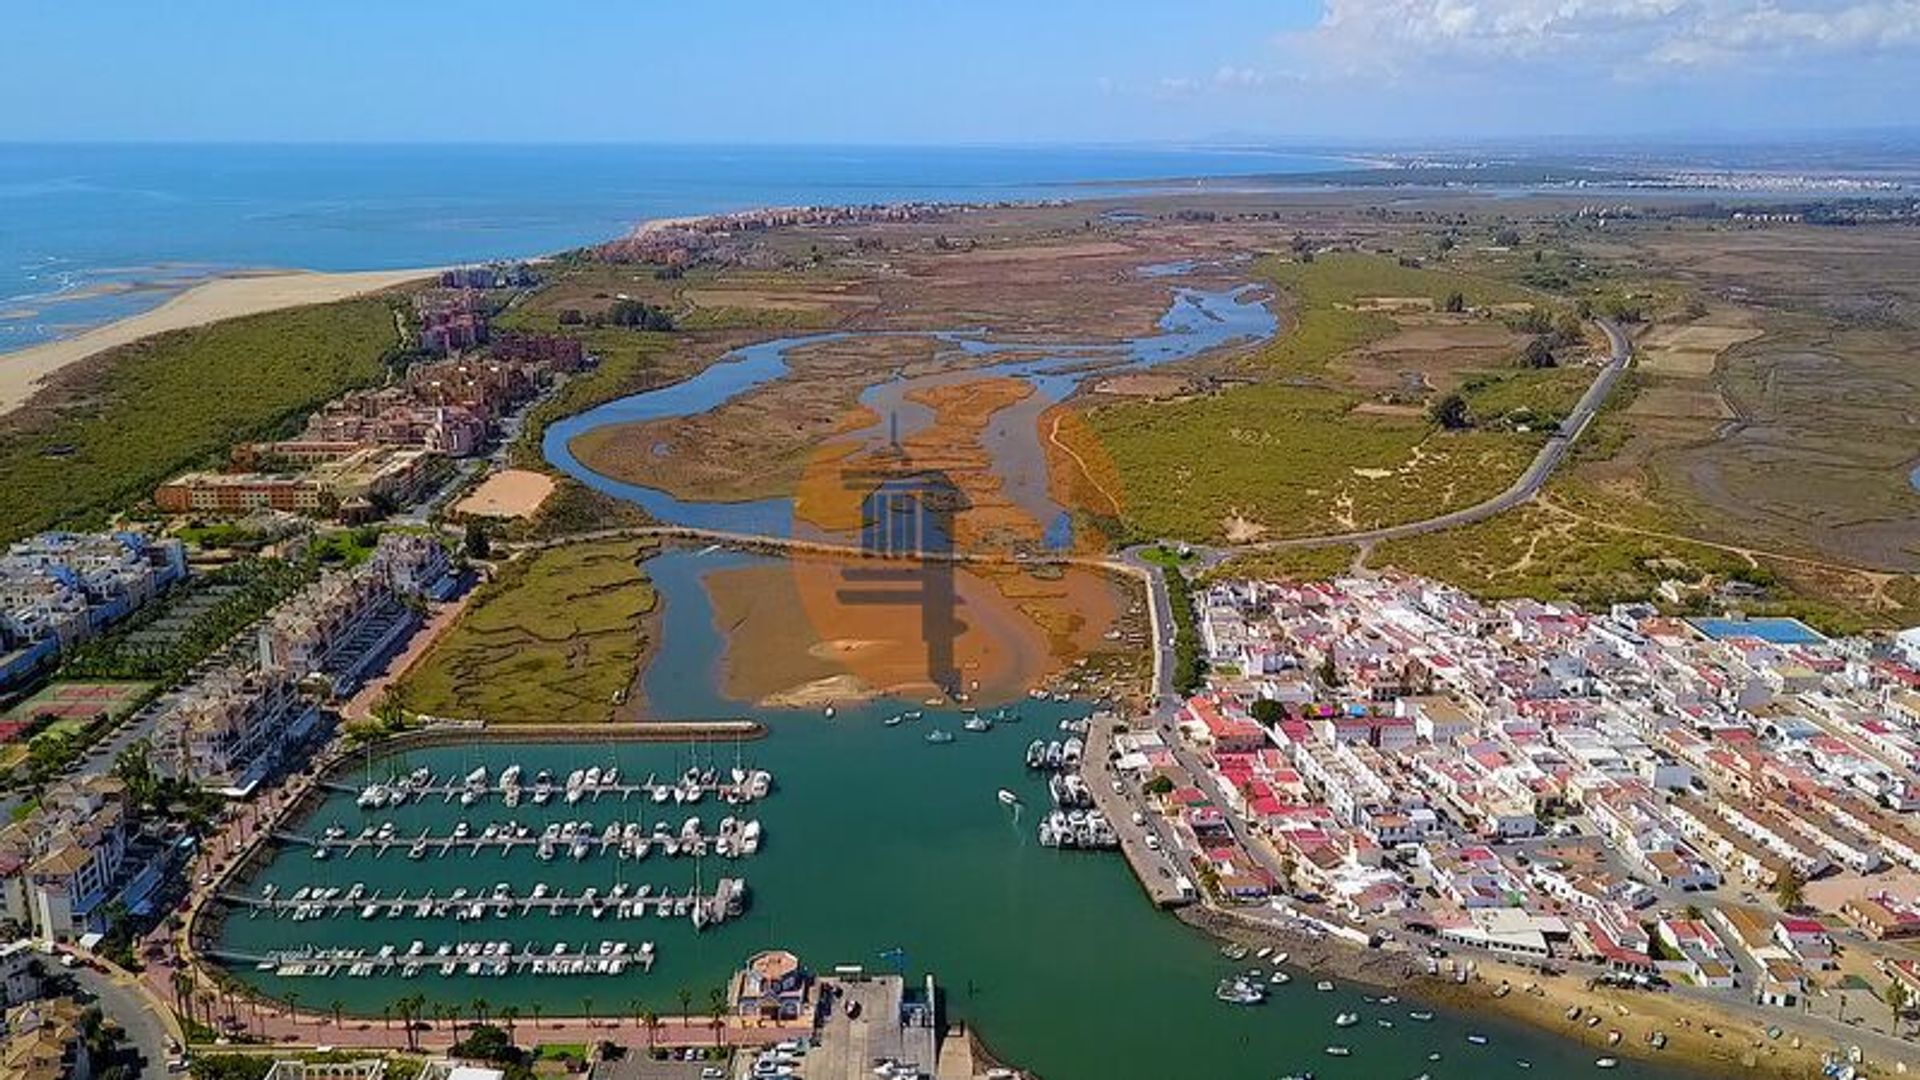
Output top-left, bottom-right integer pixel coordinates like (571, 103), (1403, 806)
(0, 775), (175, 941)
(0, 531), (186, 689)
(1148, 571), (1920, 1003)
(149, 534), (451, 792)
(729, 948), (815, 1021)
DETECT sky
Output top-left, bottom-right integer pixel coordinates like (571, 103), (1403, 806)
(4, 0), (1918, 144)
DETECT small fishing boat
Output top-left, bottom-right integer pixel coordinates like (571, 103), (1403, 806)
(1334, 1012), (1359, 1028)
(1467, 1034), (1489, 1046)
(1315, 981), (1335, 993)
(884, 714), (903, 727)
(1214, 977), (1265, 1005)
(1408, 1010), (1434, 1021)
(997, 789), (1020, 806)
(1324, 1046), (1351, 1057)
(1221, 943), (1250, 961)
(926, 729), (955, 744)
(1595, 1059), (1618, 1070)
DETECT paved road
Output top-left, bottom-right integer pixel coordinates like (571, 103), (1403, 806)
(70, 961), (179, 1074)
(1239, 317), (1632, 552)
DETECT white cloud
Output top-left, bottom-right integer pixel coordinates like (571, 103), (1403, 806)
(1280, 0), (1920, 74)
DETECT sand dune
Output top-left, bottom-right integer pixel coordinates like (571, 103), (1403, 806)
(0, 267), (436, 416)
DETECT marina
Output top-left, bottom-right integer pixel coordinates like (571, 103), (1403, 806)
(213, 547), (1684, 1080)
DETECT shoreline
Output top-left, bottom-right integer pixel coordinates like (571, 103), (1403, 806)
(0, 266), (439, 417)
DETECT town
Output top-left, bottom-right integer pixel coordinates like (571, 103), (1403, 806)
(1094, 569), (1920, 1037)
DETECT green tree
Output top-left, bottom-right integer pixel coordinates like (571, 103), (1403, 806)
(677, 987), (693, 1026)
(464, 521), (491, 560)
(1521, 336), (1557, 369)
(707, 987), (729, 1046)
(1428, 392), (1471, 430)
(1249, 698), (1285, 724)
(1889, 979), (1911, 1027)
(1443, 290), (1466, 314)
(1775, 867), (1805, 911)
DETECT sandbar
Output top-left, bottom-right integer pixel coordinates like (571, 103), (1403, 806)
(0, 267), (435, 416)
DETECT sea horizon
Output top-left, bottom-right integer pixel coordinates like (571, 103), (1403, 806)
(0, 142), (1354, 356)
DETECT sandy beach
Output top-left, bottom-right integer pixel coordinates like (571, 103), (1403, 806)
(0, 267), (436, 416)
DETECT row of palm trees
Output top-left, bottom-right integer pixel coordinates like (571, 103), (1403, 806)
(169, 971), (739, 1050)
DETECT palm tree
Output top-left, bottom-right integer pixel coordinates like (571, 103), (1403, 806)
(677, 987), (693, 1026)
(284, 991), (301, 1029)
(706, 988), (728, 1047)
(531, 1002), (543, 1030)
(499, 1005), (519, 1042)
(381, 1004), (392, 1033)
(329, 999), (345, 1030)
(1889, 979), (1911, 1029)
(641, 1008), (661, 1050)
(471, 996), (489, 1027)
(581, 996), (594, 1029)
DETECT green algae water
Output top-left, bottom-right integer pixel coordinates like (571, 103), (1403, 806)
(219, 549), (1680, 1079)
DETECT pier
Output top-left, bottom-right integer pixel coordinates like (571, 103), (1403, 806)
(212, 940), (662, 980)
(286, 817), (763, 862)
(329, 762), (776, 811)
(1082, 714), (1193, 908)
(228, 878), (747, 926)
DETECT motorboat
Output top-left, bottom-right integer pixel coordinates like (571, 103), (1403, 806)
(1214, 977), (1265, 1005)
(926, 729), (955, 744)
(1334, 1013), (1359, 1028)
(997, 789), (1020, 806)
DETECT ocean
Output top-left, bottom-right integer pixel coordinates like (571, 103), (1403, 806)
(0, 142), (1345, 354)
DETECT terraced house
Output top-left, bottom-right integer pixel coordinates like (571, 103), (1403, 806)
(0, 776), (135, 940)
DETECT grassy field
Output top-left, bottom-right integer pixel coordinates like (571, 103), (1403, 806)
(0, 297), (402, 542)
(1246, 252), (1541, 375)
(1076, 252), (1557, 544)
(395, 540), (658, 723)
(1460, 366), (1595, 430)
(1083, 382), (1538, 543)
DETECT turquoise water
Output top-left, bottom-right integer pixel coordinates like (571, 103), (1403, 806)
(221, 549), (1679, 1080)
(0, 143), (1341, 353)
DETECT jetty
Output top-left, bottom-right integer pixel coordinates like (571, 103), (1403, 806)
(291, 815), (763, 862)
(213, 939), (661, 980)
(232, 878), (748, 927)
(332, 763), (775, 811)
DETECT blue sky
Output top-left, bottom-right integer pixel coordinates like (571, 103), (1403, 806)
(5, 0), (1917, 143)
